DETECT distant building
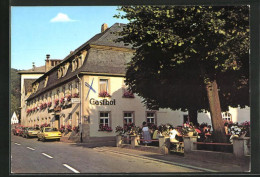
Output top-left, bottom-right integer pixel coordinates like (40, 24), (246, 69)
(18, 59), (62, 126)
(19, 23), (250, 142)
(11, 112), (19, 124)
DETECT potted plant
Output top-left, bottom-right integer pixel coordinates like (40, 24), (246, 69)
(99, 91), (111, 98)
(54, 99), (59, 106)
(60, 97), (65, 105)
(98, 125), (113, 132)
(181, 122), (196, 136)
(72, 126), (79, 133)
(47, 102), (52, 108)
(115, 125), (125, 136)
(123, 91), (135, 98)
(66, 124), (72, 132)
(66, 94), (72, 102)
(72, 93), (79, 98)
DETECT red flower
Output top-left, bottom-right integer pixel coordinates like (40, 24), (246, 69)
(72, 93), (79, 98)
(54, 99), (59, 105)
(99, 91), (111, 97)
(60, 97), (65, 104)
(66, 94), (72, 101)
(47, 102), (52, 107)
(123, 91), (135, 98)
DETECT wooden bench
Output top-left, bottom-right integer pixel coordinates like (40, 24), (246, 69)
(170, 142), (184, 152)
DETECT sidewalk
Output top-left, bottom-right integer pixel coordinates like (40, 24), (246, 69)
(104, 147), (250, 172)
(70, 141), (250, 173)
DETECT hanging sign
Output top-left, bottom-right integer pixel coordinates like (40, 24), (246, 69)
(72, 98), (80, 103)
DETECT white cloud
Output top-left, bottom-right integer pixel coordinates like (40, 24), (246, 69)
(50, 13), (76, 23)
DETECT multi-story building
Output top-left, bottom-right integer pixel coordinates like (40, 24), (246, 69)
(18, 58), (62, 126)
(20, 23), (250, 142)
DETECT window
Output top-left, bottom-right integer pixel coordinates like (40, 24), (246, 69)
(57, 89), (60, 99)
(99, 79), (108, 93)
(62, 86), (66, 96)
(146, 112), (156, 124)
(123, 112), (134, 125)
(222, 112), (232, 121)
(69, 114), (72, 125)
(69, 84), (72, 93)
(75, 81), (79, 89)
(78, 56), (82, 68)
(99, 112), (110, 126)
(44, 76), (48, 87)
(72, 59), (78, 71)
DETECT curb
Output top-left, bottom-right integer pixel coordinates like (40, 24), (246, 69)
(98, 147), (218, 173)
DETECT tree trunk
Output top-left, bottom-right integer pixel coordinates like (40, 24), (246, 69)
(205, 80), (227, 143)
(188, 109), (198, 126)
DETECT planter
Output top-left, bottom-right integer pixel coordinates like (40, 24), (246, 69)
(188, 132), (194, 137)
(116, 135), (122, 147)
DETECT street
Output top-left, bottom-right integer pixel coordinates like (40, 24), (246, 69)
(11, 135), (201, 173)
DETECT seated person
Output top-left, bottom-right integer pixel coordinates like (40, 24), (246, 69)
(169, 126), (182, 151)
(169, 126), (180, 143)
(152, 127), (160, 146)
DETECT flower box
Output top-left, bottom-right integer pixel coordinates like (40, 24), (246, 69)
(99, 91), (111, 98)
(66, 94), (72, 102)
(60, 97), (65, 105)
(72, 93), (79, 98)
(98, 125), (113, 132)
(123, 91), (135, 98)
(47, 102), (52, 107)
(54, 99), (59, 106)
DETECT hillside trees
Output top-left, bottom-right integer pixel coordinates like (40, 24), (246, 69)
(11, 68), (21, 121)
(115, 6), (249, 142)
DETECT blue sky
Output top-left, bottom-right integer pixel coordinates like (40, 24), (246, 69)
(11, 6), (129, 70)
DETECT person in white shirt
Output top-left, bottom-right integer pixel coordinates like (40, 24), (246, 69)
(169, 126), (180, 143)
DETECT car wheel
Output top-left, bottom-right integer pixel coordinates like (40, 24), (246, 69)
(57, 139), (60, 141)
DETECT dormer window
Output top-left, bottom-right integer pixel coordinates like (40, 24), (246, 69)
(78, 56), (82, 68)
(44, 76), (49, 87)
(72, 58), (78, 72)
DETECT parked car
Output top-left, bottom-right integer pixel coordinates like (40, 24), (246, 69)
(22, 127), (40, 138)
(37, 127), (62, 142)
(13, 126), (23, 136)
(19, 127), (29, 136)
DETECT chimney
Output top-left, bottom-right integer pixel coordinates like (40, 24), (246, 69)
(45, 54), (51, 72)
(101, 23), (108, 33)
(32, 62), (35, 71)
(46, 54), (50, 60)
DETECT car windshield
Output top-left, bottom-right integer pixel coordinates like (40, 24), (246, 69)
(45, 128), (58, 132)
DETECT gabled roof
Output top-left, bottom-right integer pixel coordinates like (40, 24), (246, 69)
(26, 23), (134, 101)
(18, 66), (45, 74)
(24, 79), (37, 95)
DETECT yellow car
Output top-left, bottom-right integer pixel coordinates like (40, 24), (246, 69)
(23, 127), (40, 138)
(37, 127), (62, 142)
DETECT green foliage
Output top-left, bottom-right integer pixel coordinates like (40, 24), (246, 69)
(114, 6), (249, 113)
(10, 68), (21, 117)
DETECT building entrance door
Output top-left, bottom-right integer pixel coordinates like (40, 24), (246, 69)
(54, 115), (60, 129)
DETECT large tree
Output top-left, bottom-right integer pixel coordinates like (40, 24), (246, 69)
(115, 6), (249, 142)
